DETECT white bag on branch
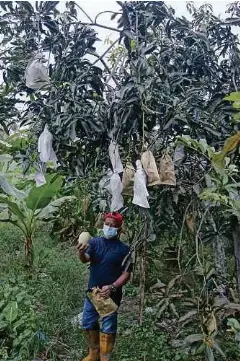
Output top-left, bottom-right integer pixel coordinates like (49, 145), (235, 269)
(25, 55), (50, 90)
(110, 172), (124, 212)
(173, 145), (185, 164)
(35, 170), (46, 187)
(99, 169), (113, 195)
(122, 162), (135, 195)
(109, 141), (123, 173)
(38, 125), (57, 164)
(141, 150), (160, 186)
(133, 160), (150, 208)
(159, 153), (176, 186)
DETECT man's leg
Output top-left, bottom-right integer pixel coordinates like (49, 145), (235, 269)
(100, 312), (118, 361)
(81, 298), (100, 361)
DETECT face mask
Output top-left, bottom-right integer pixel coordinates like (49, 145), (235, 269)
(103, 225), (118, 239)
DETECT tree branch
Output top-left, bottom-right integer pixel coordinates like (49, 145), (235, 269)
(80, 22), (121, 33)
(75, 3), (93, 23)
(94, 11), (121, 24)
(90, 52), (119, 87)
(91, 38), (119, 67)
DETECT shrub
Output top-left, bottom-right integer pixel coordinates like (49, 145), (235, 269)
(0, 277), (46, 360)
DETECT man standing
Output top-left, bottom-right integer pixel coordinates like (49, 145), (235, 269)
(78, 212), (132, 361)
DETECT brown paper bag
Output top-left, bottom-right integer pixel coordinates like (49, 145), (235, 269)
(122, 162), (135, 195)
(87, 287), (118, 317)
(141, 150), (161, 186)
(159, 154), (176, 186)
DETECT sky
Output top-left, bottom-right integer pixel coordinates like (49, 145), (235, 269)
(62, 1), (234, 56)
(0, 1), (235, 84)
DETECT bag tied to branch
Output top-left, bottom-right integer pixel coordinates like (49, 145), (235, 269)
(110, 172), (124, 212)
(141, 150), (161, 186)
(159, 153), (176, 186)
(25, 55), (50, 90)
(38, 125), (57, 164)
(109, 141), (123, 173)
(133, 160), (150, 208)
(122, 162), (135, 195)
(35, 170), (46, 187)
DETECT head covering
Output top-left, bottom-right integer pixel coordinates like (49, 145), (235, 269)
(104, 212), (123, 227)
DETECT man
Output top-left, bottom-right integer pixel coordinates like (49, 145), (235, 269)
(78, 212), (132, 361)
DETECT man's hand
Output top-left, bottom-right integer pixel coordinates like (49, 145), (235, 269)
(77, 242), (88, 254)
(99, 285), (112, 298)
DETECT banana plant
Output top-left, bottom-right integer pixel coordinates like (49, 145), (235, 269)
(0, 173), (64, 266)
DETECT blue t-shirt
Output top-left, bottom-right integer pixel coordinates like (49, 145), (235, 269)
(85, 237), (130, 305)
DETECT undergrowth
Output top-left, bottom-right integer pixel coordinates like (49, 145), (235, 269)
(1, 224), (239, 361)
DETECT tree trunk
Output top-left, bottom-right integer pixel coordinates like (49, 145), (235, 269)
(231, 216), (240, 298)
(213, 235), (226, 284)
(139, 237), (147, 325)
(25, 237), (33, 267)
(210, 217), (226, 284)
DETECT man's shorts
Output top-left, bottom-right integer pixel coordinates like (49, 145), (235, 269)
(82, 297), (118, 334)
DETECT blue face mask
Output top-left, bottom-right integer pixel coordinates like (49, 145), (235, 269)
(103, 225), (118, 239)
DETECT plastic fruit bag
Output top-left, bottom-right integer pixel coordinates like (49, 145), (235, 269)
(38, 125), (57, 163)
(87, 287), (118, 317)
(25, 54), (50, 90)
(133, 160), (150, 208)
(99, 169), (113, 195)
(141, 150), (161, 186)
(35, 170), (46, 187)
(110, 172), (124, 212)
(122, 162), (135, 195)
(159, 154), (176, 186)
(109, 141), (123, 173)
(173, 145), (185, 164)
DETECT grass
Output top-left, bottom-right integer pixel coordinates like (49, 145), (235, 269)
(1, 223), (239, 361)
(0, 223), (86, 360)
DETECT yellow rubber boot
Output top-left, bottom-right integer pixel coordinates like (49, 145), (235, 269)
(100, 333), (116, 361)
(81, 329), (100, 361)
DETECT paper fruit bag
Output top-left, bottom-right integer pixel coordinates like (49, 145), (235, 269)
(87, 287), (118, 317)
(159, 154), (176, 186)
(141, 150), (161, 186)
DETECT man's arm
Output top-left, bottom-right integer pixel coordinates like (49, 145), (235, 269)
(77, 244), (91, 263)
(78, 251), (90, 263)
(113, 271), (131, 288)
(100, 271), (131, 298)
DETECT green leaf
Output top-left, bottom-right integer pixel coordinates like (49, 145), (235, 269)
(0, 154), (13, 162)
(222, 132), (240, 154)
(4, 301), (18, 324)
(38, 195), (76, 220)
(26, 174), (63, 211)
(211, 153), (225, 170)
(0, 196), (26, 222)
(0, 176), (26, 199)
(212, 341), (226, 358)
(224, 92), (240, 102)
(184, 334), (203, 345)
(227, 318), (240, 331)
(179, 310), (198, 324)
(205, 345), (215, 361)
(0, 321), (8, 330)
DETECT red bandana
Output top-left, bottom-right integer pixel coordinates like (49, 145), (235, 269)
(104, 212), (123, 227)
